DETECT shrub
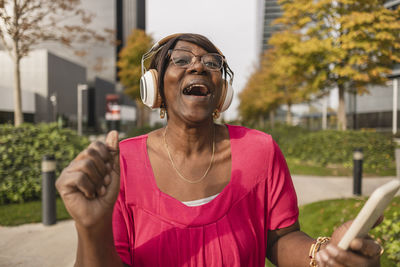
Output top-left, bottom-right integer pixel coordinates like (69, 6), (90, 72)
(373, 211), (400, 263)
(285, 130), (395, 174)
(253, 124), (395, 175)
(0, 123), (89, 204)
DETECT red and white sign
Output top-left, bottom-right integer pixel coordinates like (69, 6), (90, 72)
(105, 94), (121, 121)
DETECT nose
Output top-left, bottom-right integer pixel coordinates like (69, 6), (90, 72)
(188, 56), (206, 74)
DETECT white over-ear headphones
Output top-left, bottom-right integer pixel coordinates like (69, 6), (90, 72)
(140, 33), (234, 112)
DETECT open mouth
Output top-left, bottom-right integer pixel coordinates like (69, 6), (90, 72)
(182, 84), (210, 96)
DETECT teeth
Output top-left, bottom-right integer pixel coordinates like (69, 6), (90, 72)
(183, 84), (209, 95)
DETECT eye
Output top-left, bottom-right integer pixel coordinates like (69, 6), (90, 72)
(170, 50), (193, 67)
(203, 54), (223, 70)
(173, 56), (191, 66)
(204, 60), (219, 69)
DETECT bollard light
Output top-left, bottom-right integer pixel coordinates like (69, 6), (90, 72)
(42, 154), (57, 225)
(353, 148), (363, 196)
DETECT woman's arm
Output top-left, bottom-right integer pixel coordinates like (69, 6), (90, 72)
(74, 219), (125, 267)
(267, 220), (314, 266)
(267, 220), (382, 267)
(56, 131), (126, 267)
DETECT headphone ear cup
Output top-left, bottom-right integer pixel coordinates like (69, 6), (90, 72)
(140, 69), (162, 109)
(217, 80), (234, 112)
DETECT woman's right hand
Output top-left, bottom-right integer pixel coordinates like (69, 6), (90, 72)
(56, 131), (120, 228)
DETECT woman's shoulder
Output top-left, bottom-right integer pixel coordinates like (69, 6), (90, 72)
(226, 124), (273, 144)
(119, 133), (148, 156)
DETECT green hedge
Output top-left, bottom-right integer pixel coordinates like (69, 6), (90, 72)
(257, 125), (395, 175)
(0, 123), (89, 204)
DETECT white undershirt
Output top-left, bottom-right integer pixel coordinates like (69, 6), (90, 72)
(181, 193), (220, 207)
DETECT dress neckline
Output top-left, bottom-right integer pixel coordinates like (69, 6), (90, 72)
(143, 124), (234, 210)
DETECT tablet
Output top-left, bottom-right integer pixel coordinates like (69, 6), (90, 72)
(337, 179), (400, 250)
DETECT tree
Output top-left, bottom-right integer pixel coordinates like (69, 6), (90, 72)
(239, 35), (313, 127)
(0, 0), (112, 126)
(117, 29), (153, 127)
(275, 0), (400, 130)
(266, 32), (316, 125)
(239, 52), (284, 127)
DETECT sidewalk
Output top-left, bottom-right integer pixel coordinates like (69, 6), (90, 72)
(0, 176), (398, 267)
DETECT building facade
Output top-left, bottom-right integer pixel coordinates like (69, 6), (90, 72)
(0, 0), (147, 132)
(261, 0), (283, 51)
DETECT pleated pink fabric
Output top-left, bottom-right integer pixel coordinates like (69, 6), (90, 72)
(113, 125), (299, 266)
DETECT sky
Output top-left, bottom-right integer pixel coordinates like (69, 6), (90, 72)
(146, 0), (264, 120)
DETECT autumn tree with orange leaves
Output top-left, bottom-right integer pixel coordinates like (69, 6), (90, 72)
(117, 29), (153, 127)
(239, 33), (312, 126)
(275, 0), (400, 130)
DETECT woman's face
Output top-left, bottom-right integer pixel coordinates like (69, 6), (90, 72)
(163, 40), (223, 124)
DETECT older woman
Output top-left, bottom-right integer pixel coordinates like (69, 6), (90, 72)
(56, 33), (382, 267)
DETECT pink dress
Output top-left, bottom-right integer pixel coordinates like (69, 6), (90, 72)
(113, 125), (299, 266)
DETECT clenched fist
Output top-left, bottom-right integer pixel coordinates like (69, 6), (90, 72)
(56, 131), (120, 228)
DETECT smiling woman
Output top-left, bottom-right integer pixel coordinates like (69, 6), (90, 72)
(56, 33), (384, 267)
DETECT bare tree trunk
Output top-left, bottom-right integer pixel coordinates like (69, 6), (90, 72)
(12, 2), (23, 127)
(258, 114), (265, 128)
(269, 110), (275, 129)
(286, 103), (292, 125)
(337, 84), (347, 131)
(13, 53), (23, 126)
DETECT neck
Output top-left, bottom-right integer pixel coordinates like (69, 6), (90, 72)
(164, 120), (216, 156)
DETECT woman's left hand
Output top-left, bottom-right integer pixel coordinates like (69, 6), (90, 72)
(315, 220), (383, 267)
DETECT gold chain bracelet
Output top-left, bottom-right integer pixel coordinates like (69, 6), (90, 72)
(309, 237), (331, 267)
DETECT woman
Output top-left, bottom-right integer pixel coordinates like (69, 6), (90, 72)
(56, 33), (383, 267)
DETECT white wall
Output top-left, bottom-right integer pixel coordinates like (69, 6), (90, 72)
(0, 50), (48, 97)
(0, 86), (35, 113)
(37, 0), (116, 82)
(355, 84), (396, 113)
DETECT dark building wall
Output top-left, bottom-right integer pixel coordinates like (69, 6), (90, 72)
(47, 52), (86, 123)
(94, 77), (116, 130)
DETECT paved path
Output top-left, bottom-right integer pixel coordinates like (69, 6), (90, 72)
(0, 176), (399, 267)
(292, 176), (399, 205)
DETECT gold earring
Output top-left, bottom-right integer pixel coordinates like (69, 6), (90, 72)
(212, 109), (220, 119)
(160, 108), (166, 119)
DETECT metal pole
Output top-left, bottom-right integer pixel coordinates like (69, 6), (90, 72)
(322, 96), (327, 130)
(353, 90), (357, 130)
(353, 148), (363, 196)
(393, 78), (398, 135)
(77, 84), (88, 135)
(396, 148), (400, 178)
(42, 155), (56, 225)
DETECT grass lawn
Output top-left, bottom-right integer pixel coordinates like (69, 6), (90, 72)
(0, 197), (71, 226)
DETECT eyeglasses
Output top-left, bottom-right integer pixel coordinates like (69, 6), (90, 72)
(168, 49), (225, 71)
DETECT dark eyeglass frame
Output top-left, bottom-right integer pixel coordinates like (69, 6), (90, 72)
(168, 49), (225, 71)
